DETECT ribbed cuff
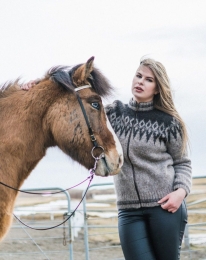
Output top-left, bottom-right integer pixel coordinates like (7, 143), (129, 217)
(173, 185), (190, 197)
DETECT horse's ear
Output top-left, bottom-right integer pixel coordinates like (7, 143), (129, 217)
(85, 56), (95, 78)
(72, 56), (95, 86)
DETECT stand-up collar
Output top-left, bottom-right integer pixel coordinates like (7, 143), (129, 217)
(128, 98), (154, 111)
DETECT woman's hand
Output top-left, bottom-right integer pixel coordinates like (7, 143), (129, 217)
(158, 188), (186, 213)
(21, 79), (40, 90)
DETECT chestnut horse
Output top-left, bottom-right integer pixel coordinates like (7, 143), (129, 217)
(0, 57), (123, 241)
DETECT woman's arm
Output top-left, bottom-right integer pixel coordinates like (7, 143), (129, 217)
(158, 119), (192, 213)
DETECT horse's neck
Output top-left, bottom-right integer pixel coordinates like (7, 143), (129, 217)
(0, 82), (57, 188)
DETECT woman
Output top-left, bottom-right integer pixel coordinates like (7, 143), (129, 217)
(105, 58), (192, 260)
(24, 58), (192, 260)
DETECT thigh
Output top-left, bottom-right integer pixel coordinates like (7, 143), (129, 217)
(118, 209), (156, 260)
(147, 202), (187, 260)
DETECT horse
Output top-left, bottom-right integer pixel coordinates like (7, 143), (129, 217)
(0, 56), (123, 241)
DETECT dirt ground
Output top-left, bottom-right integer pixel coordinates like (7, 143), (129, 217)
(0, 217), (124, 260)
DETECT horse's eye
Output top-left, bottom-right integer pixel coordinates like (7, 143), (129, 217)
(91, 102), (100, 110)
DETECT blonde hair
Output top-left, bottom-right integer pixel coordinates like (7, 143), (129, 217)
(140, 58), (188, 153)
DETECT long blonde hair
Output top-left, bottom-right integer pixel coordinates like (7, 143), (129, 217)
(140, 58), (188, 153)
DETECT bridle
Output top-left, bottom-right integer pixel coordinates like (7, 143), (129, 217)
(74, 84), (105, 161)
(0, 84), (105, 230)
(75, 85), (98, 148)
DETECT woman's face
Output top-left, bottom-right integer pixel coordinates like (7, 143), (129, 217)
(131, 65), (159, 103)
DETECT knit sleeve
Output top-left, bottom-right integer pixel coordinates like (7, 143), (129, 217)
(104, 101), (119, 122)
(166, 120), (192, 196)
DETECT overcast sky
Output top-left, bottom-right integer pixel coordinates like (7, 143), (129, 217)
(0, 0), (205, 189)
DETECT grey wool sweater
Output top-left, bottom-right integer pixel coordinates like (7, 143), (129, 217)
(105, 98), (192, 210)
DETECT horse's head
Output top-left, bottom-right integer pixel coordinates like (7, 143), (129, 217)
(44, 57), (123, 177)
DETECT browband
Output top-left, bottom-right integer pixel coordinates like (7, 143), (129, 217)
(74, 85), (91, 92)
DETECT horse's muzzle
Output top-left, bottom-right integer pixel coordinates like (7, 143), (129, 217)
(95, 153), (123, 177)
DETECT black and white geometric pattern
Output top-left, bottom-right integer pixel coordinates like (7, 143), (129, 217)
(106, 99), (182, 144)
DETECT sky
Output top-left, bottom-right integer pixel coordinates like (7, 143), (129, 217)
(0, 0), (205, 189)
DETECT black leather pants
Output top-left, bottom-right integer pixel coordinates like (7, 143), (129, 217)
(118, 203), (187, 260)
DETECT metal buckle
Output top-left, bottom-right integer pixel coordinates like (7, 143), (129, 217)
(90, 134), (96, 142)
(91, 146), (104, 160)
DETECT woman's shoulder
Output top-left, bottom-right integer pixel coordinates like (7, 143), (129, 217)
(153, 108), (178, 124)
(104, 100), (127, 114)
(150, 109), (182, 139)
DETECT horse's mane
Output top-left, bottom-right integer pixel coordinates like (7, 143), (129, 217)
(0, 79), (21, 98)
(46, 65), (114, 98)
(0, 64), (114, 99)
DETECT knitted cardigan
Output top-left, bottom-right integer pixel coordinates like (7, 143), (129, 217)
(105, 98), (192, 210)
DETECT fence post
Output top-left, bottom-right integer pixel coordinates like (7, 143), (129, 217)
(184, 224), (190, 250)
(83, 194), (90, 260)
(82, 183), (114, 260)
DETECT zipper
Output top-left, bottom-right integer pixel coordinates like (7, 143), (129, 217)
(126, 113), (143, 208)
